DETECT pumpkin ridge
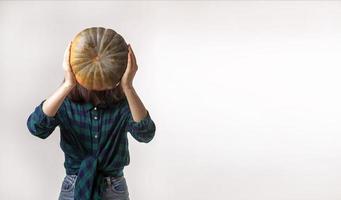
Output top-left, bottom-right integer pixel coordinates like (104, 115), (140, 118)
(97, 63), (106, 89)
(101, 40), (124, 59)
(87, 32), (98, 58)
(72, 51), (92, 57)
(92, 65), (102, 90)
(97, 27), (107, 54)
(98, 28), (109, 55)
(86, 63), (96, 89)
(105, 51), (127, 59)
(100, 33), (118, 56)
(88, 28), (98, 53)
(99, 29), (115, 55)
(72, 58), (93, 68)
(73, 60), (94, 74)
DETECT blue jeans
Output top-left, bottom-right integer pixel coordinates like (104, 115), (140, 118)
(58, 174), (130, 200)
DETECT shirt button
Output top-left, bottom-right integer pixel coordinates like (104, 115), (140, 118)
(94, 116), (98, 120)
(94, 135), (98, 138)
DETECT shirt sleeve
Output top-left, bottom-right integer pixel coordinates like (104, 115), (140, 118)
(121, 99), (156, 143)
(26, 99), (64, 139)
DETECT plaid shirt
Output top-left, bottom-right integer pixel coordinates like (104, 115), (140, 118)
(26, 96), (156, 200)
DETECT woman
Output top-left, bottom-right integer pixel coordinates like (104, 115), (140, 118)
(26, 42), (156, 200)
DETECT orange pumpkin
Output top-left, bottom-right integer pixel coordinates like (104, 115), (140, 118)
(70, 27), (128, 91)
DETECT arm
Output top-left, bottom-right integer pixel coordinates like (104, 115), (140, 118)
(27, 41), (77, 139)
(123, 87), (156, 143)
(26, 83), (74, 139)
(120, 44), (156, 143)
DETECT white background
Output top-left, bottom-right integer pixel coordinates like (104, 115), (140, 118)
(1, 1), (341, 200)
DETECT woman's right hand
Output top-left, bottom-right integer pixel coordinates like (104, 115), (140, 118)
(63, 41), (77, 88)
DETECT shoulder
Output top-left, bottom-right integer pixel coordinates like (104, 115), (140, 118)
(57, 96), (75, 116)
(117, 97), (130, 114)
(61, 96), (72, 109)
(63, 96), (82, 108)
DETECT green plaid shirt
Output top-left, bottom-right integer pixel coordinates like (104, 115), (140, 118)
(26, 96), (156, 200)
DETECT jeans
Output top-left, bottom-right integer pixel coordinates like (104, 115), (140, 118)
(58, 174), (130, 200)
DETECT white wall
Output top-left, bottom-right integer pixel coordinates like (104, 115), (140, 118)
(1, 1), (341, 200)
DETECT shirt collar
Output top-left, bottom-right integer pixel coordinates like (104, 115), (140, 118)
(83, 102), (95, 111)
(82, 100), (122, 112)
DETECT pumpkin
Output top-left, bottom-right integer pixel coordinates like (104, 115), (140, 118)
(70, 27), (128, 91)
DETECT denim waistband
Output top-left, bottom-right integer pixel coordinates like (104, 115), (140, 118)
(66, 168), (123, 178)
(103, 175), (125, 186)
(65, 174), (124, 184)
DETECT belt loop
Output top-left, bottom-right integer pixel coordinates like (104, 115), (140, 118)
(105, 177), (111, 186)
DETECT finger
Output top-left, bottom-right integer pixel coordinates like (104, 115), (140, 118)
(129, 45), (135, 59)
(127, 48), (132, 69)
(128, 44), (132, 54)
(64, 42), (71, 60)
(68, 42), (72, 62)
(63, 42), (72, 71)
(129, 45), (137, 68)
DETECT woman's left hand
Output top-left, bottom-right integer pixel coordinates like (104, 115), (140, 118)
(121, 44), (137, 92)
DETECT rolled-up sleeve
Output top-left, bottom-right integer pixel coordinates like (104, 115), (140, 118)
(121, 100), (156, 143)
(26, 99), (63, 139)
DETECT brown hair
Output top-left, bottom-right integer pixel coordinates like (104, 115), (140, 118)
(61, 78), (126, 106)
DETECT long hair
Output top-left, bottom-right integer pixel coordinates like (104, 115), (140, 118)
(61, 78), (126, 106)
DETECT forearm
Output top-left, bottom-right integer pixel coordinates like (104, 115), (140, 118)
(123, 86), (148, 122)
(122, 86), (156, 143)
(42, 83), (75, 117)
